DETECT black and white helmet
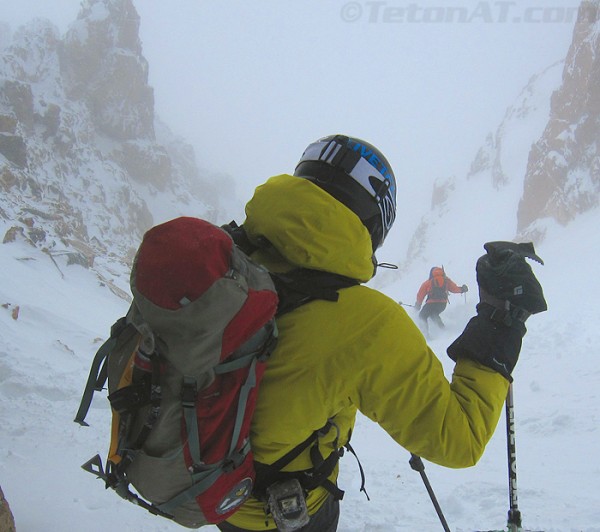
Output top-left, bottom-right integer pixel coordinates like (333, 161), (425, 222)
(294, 134), (397, 250)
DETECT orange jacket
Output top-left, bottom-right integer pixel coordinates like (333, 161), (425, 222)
(416, 267), (463, 305)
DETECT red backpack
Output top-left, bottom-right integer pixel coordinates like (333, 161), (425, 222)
(75, 216), (357, 527)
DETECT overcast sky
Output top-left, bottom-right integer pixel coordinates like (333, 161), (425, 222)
(0, 0), (582, 212)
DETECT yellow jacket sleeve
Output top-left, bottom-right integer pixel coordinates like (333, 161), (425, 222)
(342, 287), (509, 468)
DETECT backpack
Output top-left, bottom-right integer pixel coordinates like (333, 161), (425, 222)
(428, 273), (448, 301)
(74, 216), (358, 528)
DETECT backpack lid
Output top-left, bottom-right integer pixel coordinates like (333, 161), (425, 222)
(132, 217), (232, 310)
(130, 217), (278, 375)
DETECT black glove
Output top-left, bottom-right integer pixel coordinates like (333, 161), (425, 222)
(461, 284), (468, 293)
(477, 241), (547, 318)
(447, 242), (547, 381)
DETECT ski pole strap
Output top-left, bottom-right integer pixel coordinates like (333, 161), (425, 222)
(479, 293), (532, 326)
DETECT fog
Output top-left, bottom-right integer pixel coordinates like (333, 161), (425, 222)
(1, 2), (599, 531)
(133, 0), (580, 206)
(0, 1), (581, 210)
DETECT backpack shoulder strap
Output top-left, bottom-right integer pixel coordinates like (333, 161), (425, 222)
(272, 269), (359, 316)
(221, 221), (360, 316)
(221, 220), (259, 256)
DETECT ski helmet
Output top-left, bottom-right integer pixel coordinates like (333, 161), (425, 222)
(293, 134), (396, 250)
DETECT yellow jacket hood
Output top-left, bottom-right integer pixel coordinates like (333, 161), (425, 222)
(243, 174), (375, 282)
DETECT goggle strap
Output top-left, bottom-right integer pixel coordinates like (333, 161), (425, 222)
(298, 141), (388, 202)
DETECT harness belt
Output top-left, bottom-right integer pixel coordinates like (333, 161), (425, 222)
(253, 421), (368, 503)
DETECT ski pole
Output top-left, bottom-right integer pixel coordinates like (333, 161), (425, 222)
(398, 301), (415, 308)
(505, 383), (522, 532)
(409, 454), (451, 532)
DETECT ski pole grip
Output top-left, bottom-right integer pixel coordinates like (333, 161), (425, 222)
(409, 454), (425, 472)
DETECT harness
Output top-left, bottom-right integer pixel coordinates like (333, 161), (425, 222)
(253, 421), (368, 503)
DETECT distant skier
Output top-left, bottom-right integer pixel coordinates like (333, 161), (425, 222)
(415, 267), (468, 332)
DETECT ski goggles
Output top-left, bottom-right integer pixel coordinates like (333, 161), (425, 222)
(296, 136), (396, 238)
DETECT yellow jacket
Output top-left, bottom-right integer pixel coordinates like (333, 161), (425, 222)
(226, 174), (509, 529)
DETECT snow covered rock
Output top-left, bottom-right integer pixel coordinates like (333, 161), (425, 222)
(387, 58), (563, 283)
(518, 0), (600, 237)
(0, 0), (235, 298)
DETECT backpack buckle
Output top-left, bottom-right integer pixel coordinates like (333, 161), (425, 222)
(108, 383), (150, 414)
(181, 377), (197, 408)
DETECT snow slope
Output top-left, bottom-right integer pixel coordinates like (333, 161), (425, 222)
(1, 3), (599, 529)
(1, 204), (599, 532)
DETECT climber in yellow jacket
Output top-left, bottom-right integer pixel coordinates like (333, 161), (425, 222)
(217, 135), (546, 532)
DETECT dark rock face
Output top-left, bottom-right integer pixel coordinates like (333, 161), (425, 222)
(62, 0), (154, 140)
(0, 0), (228, 284)
(518, 1), (600, 234)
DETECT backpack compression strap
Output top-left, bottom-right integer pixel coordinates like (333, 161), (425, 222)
(156, 321), (279, 516)
(74, 317), (129, 426)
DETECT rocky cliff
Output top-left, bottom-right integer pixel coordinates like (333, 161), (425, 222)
(388, 59), (564, 281)
(386, 0), (600, 280)
(518, 0), (600, 240)
(0, 0), (233, 299)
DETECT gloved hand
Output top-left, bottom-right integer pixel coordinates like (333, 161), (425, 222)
(461, 284), (468, 293)
(414, 302), (421, 311)
(477, 241), (547, 317)
(447, 242), (547, 381)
